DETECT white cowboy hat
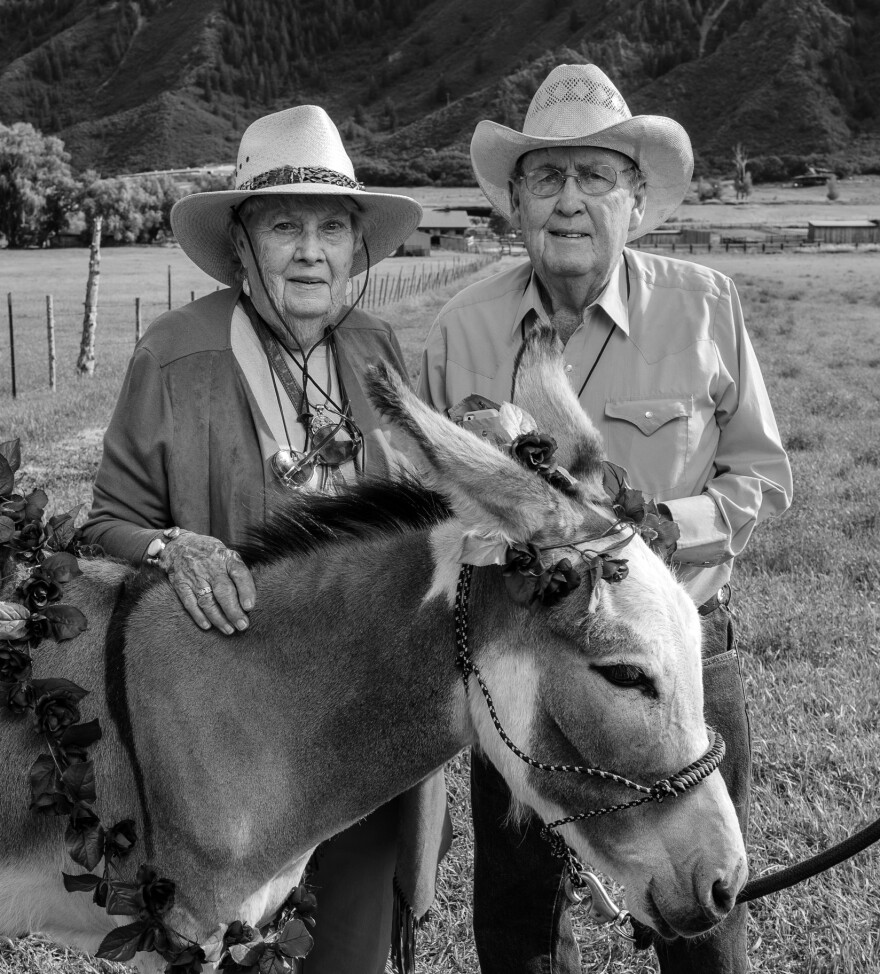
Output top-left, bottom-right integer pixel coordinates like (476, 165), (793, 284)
(171, 105), (422, 284)
(470, 63), (693, 241)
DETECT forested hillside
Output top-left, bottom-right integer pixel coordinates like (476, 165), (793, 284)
(0, 0), (878, 179)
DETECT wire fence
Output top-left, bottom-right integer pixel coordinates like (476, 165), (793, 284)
(348, 253), (499, 313)
(1, 252), (501, 398)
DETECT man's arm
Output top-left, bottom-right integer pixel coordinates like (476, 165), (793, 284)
(662, 278), (792, 567)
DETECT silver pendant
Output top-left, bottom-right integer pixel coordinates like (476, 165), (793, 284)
(271, 449), (314, 488)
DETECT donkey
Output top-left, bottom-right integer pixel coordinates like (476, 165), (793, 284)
(0, 327), (746, 971)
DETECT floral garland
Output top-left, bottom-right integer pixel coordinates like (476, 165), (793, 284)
(448, 402), (632, 611)
(0, 439), (315, 973)
(600, 460), (680, 562)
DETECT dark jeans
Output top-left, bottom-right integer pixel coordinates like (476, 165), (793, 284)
(471, 605), (751, 974)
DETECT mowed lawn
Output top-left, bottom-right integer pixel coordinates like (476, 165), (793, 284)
(1, 248), (880, 974)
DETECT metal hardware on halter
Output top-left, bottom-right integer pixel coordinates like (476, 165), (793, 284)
(564, 871), (635, 941)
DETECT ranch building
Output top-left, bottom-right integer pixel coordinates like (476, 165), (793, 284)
(807, 220), (880, 245)
(394, 230), (431, 257)
(419, 210), (473, 246)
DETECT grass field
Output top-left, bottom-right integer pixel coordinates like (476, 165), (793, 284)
(2, 247), (880, 974)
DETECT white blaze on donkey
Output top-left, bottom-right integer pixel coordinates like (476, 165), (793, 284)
(0, 326), (745, 970)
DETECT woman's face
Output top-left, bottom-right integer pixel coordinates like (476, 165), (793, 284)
(233, 196), (360, 339)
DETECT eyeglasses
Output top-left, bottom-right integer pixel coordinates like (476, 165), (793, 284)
(270, 415), (363, 489)
(519, 164), (635, 198)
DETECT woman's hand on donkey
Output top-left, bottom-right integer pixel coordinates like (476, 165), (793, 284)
(157, 530), (256, 635)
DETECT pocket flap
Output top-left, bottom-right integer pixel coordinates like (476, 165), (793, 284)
(605, 397), (692, 435)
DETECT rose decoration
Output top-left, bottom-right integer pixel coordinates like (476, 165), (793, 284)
(105, 819), (138, 860)
(0, 647), (32, 682)
(538, 558), (582, 608)
(136, 865), (177, 917)
(34, 686), (84, 738)
(601, 460), (679, 561)
(3, 437), (313, 974)
(17, 568), (64, 611)
(510, 432), (558, 475)
(6, 679), (36, 713)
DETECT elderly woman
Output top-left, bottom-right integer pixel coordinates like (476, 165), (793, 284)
(81, 105), (448, 974)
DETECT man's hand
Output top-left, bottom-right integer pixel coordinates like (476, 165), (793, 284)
(157, 530), (256, 635)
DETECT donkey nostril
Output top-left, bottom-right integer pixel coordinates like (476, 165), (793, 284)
(711, 878), (735, 915)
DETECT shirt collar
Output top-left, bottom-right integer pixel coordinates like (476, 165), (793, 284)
(512, 253), (631, 338)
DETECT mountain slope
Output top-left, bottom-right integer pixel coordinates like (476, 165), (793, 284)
(1, 0), (877, 177)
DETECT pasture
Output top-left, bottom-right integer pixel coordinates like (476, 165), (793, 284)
(1, 247), (880, 973)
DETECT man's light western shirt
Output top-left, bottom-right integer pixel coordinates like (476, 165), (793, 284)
(417, 249), (793, 607)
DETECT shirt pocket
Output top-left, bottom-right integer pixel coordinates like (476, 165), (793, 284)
(604, 396), (693, 494)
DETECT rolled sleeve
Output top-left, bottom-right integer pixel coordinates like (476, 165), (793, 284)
(80, 347), (173, 563)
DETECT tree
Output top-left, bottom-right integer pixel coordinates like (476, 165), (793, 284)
(0, 122), (76, 247)
(732, 143), (751, 200)
(137, 175), (185, 243)
(74, 174), (146, 376)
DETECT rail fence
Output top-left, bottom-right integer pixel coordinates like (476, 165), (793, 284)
(628, 238), (880, 255)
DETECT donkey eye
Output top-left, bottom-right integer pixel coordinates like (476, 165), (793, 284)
(595, 663), (649, 689)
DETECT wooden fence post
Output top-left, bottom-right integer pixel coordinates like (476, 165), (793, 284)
(46, 295), (56, 392)
(167, 265), (172, 310)
(7, 292), (16, 399)
(135, 297), (142, 342)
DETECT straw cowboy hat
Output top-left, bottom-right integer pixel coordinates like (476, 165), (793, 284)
(171, 105), (422, 284)
(470, 63), (693, 241)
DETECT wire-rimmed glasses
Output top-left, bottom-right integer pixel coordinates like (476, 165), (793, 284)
(520, 164), (635, 198)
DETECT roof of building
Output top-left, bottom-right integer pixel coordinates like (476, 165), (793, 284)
(808, 220), (879, 228)
(419, 210), (473, 229)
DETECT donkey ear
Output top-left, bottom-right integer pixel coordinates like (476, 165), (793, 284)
(367, 362), (579, 539)
(512, 323), (605, 481)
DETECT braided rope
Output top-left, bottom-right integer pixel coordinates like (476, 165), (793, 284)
(454, 563), (726, 886)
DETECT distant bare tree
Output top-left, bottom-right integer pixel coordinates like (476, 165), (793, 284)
(698, 0), (736, 58)
(733, 143), (751, 200)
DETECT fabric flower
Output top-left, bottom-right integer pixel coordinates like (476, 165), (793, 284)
(18, 569), (64, 611)
(136, 865), (176, 917)
(105, 819), (138, 860)
(14, 522), (44, 559)
(510, 433), (558, 475)
(34, 687), (82, 737)
(6, 679), (36, 713)
(0, 647), (32, 682)
(601, 557), (630, 583)
(537, 558), (582, 608)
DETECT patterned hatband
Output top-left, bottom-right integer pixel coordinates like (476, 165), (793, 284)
(238, 165), (365, 192)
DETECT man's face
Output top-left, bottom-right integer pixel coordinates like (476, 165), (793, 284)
(509, 146), (646, 301)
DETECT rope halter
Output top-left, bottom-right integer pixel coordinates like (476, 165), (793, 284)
(453, 558), (726, 928)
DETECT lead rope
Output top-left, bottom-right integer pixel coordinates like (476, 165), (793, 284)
(454, 563), (726, 936)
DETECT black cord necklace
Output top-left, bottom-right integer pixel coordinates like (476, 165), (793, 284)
(231, 206), (371, 451)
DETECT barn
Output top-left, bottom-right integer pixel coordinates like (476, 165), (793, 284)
(807, 220), (880, 245)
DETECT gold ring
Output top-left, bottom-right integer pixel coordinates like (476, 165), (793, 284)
(195, 586), (213, 598)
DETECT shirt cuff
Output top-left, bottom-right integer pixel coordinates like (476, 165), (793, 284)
(661, 494), (730, 567)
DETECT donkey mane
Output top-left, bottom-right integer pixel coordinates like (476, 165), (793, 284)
(237, 476), (451, 567)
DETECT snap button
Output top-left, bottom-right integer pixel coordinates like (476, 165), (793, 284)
(565, 364), (573, 373)
(644, 410), (653, 418)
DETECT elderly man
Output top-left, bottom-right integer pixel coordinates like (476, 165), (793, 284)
(418, 64), (792, 973)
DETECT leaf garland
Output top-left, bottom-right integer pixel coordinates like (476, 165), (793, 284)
(0, 438), (315, 973)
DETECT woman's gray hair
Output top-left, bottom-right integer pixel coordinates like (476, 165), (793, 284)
(228, 194), (363, 284)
